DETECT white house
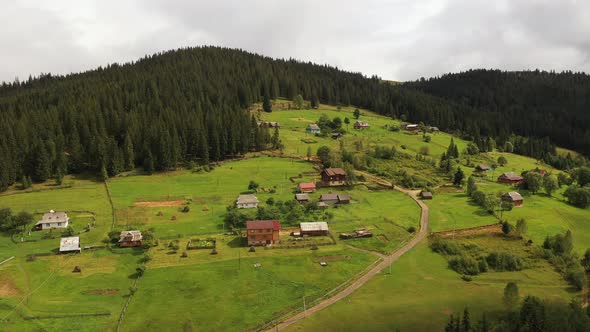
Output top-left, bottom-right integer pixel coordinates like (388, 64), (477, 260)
(59, 236), (81, 253)
(236, 194), (259, 209)
(34, 210), (69, 230)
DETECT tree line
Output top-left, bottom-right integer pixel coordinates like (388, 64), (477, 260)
(1, 48), (589, 192)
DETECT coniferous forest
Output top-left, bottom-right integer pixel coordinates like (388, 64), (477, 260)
(0, 47), (589, 192)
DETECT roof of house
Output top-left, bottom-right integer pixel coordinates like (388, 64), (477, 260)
(499, 172), (523, 181)
(337, 194), (351, 201)
(59, 237), (80, 252)
(119, 230), (143, 242)
(299, 182), (316, 190)
(421, 191), (433, 198)
(247, 220), (281, 231)
(405, 124), (419, 128)
(307, 124), (320, 130)
(322, 168), (346, 176)
(236, 194), (259, 204)
(320, 193), (339, 201)
(476, 164), (491, 170)
(300, 222), (329, 232)
(295, 194), (310, 201)
(354, 121), (369, 126)
(503, 192), (523, 201)
(36, 211), (68, 225)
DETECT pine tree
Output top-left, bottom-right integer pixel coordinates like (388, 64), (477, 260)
(31, 144), (51, 183)
(123, 134), (135, 171)
(144, 149), (154, 175)
(263, 93), (272, 113)
(271, 127), (280, 149)
(453, 167), (465, 185)
(467, 176), (478, 196)
(461, 308), (471, 332)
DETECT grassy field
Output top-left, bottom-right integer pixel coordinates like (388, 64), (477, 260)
(284, 239), (576, 332)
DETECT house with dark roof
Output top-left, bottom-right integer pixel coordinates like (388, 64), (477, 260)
(321, 168), (347, 186)
(306, 124), (321, 134)
(475, 164), (491, 172)
(246, 220), (281, 246)
(502, 192), (524, 207)
(320, 193), (339, 205)
(420, 191), (433, 200)
(337, 194), (351, 204)
(498, 172), (524, 184)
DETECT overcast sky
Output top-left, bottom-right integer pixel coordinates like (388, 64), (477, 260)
(2, 0), (589, 82)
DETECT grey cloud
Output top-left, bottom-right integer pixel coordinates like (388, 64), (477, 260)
(1, 0), (590, 82)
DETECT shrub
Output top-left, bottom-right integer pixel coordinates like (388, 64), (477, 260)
(430, 239), (463, 256)
(461, 275), (473, 282)
(486, 252), (524, 271)
(478, 259), (489, 272)
(407, 226), (416, 233)
(449, 255), (480, 275)
(566, 267), (587, 291)
(181, 206), (190, 213)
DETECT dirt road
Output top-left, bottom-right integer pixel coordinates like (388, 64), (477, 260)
(264, 172), (429, 331)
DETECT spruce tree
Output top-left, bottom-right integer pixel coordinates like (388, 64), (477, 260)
(123, 134), (135, 171)
(263, 93), (272, 113)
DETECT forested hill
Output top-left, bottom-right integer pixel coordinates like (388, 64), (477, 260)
(404, 69), (590, 156)
(0, 47), (588, 192)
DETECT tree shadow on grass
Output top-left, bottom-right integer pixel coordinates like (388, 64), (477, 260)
(227, 236), (245, 248)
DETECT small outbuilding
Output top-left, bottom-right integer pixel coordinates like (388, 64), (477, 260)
(317, 202), (329, 209)
(337, 194), (351, 204)
(475, 164), (491, 172)
(300, 222), (329, 236)
(60, 237), (81, 254)
(404, 124), (420, 131)
(353, 121), (370, 129)
(420, 191), (433, 200)
(320, 193), (340, 205)
(119, 230), (143, 247)
(502, 192), (524, 207)
(306, 124), (321, 134)
(236, 194), (259, 209)
(294, 193), (310, 204)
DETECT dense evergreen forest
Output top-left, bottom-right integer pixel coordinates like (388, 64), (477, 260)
(405, 69), (590, 157)
(0, 47), (588, 192)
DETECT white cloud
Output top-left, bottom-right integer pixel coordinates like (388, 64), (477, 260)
(1, 0), (589, 82)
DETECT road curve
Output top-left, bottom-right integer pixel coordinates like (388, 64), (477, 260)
(264, 173), (429, 331)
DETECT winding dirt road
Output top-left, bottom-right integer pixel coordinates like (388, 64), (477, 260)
(264, 173), (429, 331)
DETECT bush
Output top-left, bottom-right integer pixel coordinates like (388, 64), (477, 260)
(449, 255), (480, 275)
(566, 267), (587, 291)
(407, 226), (416, 233)
(461, 275), (473, 282)
(181, 206), (190, 213)
(486, 252), (524, 271)
(430, 239), (463, 256)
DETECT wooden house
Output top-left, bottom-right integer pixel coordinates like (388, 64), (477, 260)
(404, 124), (420, 131)
(246, 220), (281, 246)
(497, 172), (524, 184)
(321, 168), (347, 186)
(502, 192), (524, 207)
(236, 194), (259, 209)
(298, 182), (316, 193)
(300, 222), (329, 236)
(320, 193), (340, 205)
(34, 210), (69, 231)
(119, 230), (143, 247)
(337, 194), (351, 204)
(306, 124), (321, 134)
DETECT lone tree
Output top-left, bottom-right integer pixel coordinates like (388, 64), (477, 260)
(515, 218), (528, 238)
(316, 146), (332, 166)
(497, 156), (508, 166)
(453, 167), (465, 185)
(353, 108), (360, 119)
(503, 282), (519, 309)
(524, 172), (543, 194)
(543, 175), (559, 196)
(263, 93), (272, 113)
(344, 117), (350, 129)
(466, 176), (478, 196)
(293, 94), (305, 110)
(306, 146), (312, 161)
(248, 180), (259, 191)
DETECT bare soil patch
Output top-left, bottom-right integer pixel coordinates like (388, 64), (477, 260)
(85, 289), (119, 295)
(134, 200), (184, 207)
(0, 274), (22, 297)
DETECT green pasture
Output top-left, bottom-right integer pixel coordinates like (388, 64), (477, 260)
(285, 240), (576, 332)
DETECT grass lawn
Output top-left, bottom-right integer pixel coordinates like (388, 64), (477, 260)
(122, 246), (377, 332)
(284, 240), (576, 332)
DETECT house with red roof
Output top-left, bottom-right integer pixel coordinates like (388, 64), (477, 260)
(246, 220), (281, 246)
(298, 182), (316, 193)
(497, 172), (524, 184)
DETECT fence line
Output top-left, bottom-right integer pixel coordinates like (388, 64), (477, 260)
(0, 256), (15, 266)
(104, 181), (117, 230)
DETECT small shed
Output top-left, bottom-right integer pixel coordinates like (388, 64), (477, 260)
(353, 121), (370, 129)
(294, 193), (310, 204)
(298, 182), (316, 193)
(300, 222), (329, 236)
(60, 237), (81, 254)
(337, 194), (351, 204)
(317, 202), (329, 209)
(420, 191), (433, 200)
(475, 164), (491, 172)
(306, 124), (321, 134)
(320, 193), (340, 205)
(236, 194), (259, 209)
